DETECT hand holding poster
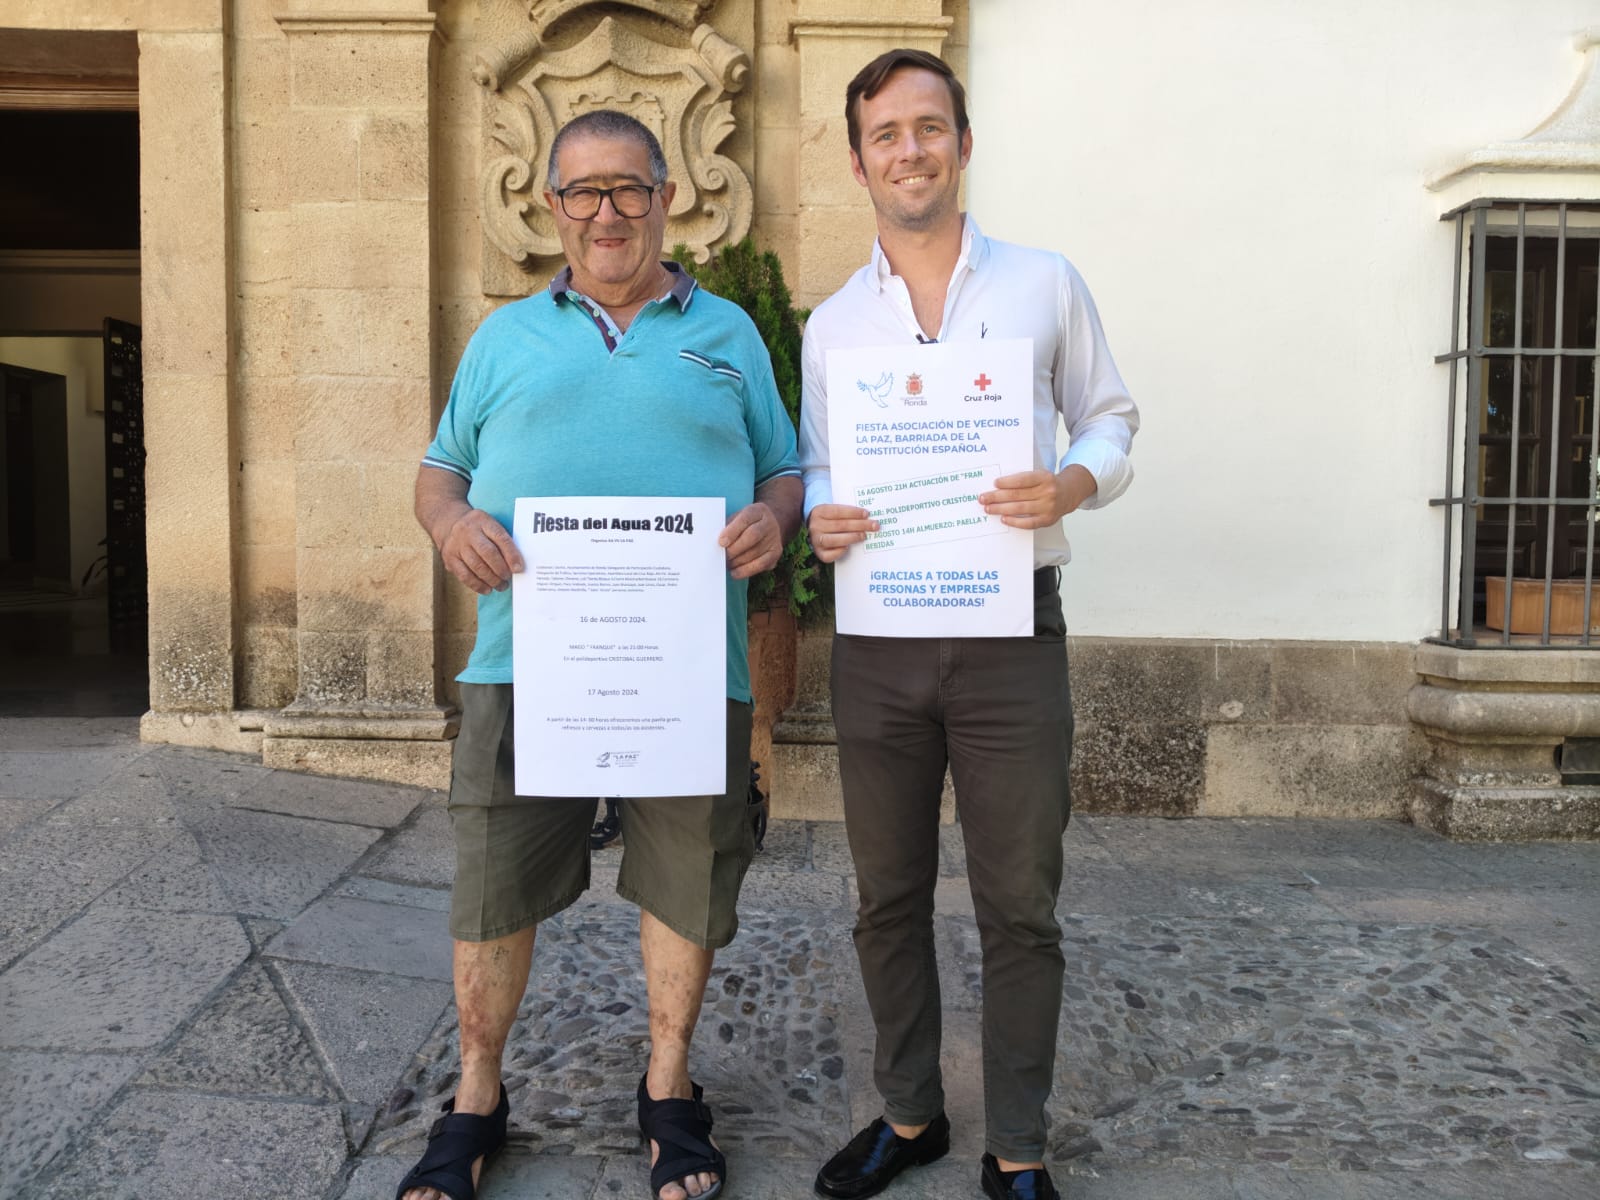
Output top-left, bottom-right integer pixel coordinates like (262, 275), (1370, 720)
(826, 338), (1035, 637)
(511, 496), (725, 797)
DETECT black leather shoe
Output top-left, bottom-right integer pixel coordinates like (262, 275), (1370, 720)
(814, 1113), (951, 1199)
(980, 1153), (1060, 1200)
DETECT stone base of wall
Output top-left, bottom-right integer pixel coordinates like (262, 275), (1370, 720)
(772, 635), (1427, 822)
(1407, 643), (1600, 841)
(1412, 778), (1600, 841)
(140, 710), (266, 756)
(261, 735), (452, 790)
(141, 705), (457, 790)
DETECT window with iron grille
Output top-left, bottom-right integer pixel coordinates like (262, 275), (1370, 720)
(1433, 199), (1600, 647)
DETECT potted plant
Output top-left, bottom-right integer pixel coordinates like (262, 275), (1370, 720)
(671, 238), (833, 768)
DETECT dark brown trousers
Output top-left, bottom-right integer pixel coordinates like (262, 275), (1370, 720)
(831, 571), (1072, 1161)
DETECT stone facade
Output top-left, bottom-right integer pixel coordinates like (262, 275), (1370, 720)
(0, 0), (965, 790)
(3, 0), (1596, 832)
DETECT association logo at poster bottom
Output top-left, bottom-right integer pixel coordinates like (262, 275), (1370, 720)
(596, 750), (641, 769)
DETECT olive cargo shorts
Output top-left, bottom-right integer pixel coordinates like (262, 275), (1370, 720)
(447, 683), (756, 950)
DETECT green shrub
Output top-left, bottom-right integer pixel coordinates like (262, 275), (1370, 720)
(672, 238), (831, 624)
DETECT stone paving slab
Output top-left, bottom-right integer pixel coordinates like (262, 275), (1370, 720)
(335, 876), (453, 913)
(361, 802), (454, 888)
(0, 746), (144, 800)
(135, 962), (335, 1099)
(1079, 816), (1323, 883)
(265, 894), (454, 982)
(1501, 889), (1600, 984)
(276, 960), (453, 1106)
(0, 822), (180, 967)
(228, 770), (431, 829)
(1435, 840), (1600, 888)
(185, 806), (382, 919)
(0, 716), (142, 749)
(0, 1050), (142, 1197)
(1314, 886), (1557, 928)
(34, 1090), (348, 1200)
(100, 831), (235, 914)
(45, 781), (186, 828)
(1058, 867), (1350, 922)
(0, 904), (250, 1052)
(138, 743), (275, 806)
(0, 793), (57, 836)
(244, 916), (287, 952)
(740, 863), (852, 912)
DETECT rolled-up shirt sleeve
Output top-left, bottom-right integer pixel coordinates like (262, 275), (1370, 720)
(798, 323), (834, 516)
(1054, 258), (1138, 510)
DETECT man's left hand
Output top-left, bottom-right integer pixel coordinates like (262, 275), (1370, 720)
(720, 502), (784, 579)
(979, 465), (1098, 529)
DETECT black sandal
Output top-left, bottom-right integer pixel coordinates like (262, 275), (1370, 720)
(393, 1084), (509, 1200)
(636, 1073), (726, 1200)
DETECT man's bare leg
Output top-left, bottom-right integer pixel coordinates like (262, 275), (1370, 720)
(639, 910), (718, 1200)
(402, 927), (536, 1200)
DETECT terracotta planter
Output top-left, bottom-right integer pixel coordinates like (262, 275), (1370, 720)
(746, 603), (798, 772)
(1484, 576), (1598, 635)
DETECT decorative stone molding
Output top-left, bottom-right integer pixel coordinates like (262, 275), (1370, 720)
(476, 1), (753, 294)
(788, 16), (954, 43)
(1407, 644), (1600, 839)
(274, 13), (441, 37)
(1429, 28), (1600, 209)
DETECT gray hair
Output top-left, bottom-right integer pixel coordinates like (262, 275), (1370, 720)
(546, 110), (669, 189)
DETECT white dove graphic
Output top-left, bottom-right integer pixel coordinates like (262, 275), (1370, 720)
(856, 371), (894, 408)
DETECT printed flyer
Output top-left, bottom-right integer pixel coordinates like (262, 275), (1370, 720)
(510, 496), (725, 796)
(825, 338), (1034, 636)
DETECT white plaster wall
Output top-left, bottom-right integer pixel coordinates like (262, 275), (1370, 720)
(0, 336), (108, 588)
(968, 0), (1598, 640)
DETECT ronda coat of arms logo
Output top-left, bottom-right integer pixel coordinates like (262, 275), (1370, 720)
(905, 373), (923, 396)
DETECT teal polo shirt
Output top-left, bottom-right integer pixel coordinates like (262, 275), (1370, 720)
(423, 263), (800, 702)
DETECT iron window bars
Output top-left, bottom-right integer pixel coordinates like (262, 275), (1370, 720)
(1433, 199), (1600, 647)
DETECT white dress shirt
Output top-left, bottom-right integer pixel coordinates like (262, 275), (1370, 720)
(799, 217), (1138, 568)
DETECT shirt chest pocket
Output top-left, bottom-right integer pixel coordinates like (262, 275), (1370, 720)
(678, 349), (745, 388)
(676, 349), (747, 426)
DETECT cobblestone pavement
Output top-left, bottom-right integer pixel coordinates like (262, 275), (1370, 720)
(2, 716), (1597, 1199)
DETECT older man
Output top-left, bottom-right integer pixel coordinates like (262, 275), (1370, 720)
(800, 51), (1139, 1200)
(402, 110), (802, 1200)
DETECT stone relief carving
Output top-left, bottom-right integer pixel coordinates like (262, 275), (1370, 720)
(476, 0), (751, 295)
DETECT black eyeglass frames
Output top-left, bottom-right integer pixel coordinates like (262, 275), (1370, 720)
(552, 183), (659, 220)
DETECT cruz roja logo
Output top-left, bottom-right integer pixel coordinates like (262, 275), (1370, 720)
(596, 750), (640, 768)
(856, 371), (893, 409)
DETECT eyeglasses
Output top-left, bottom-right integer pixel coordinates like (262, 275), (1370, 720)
(552, 183), (659, 220)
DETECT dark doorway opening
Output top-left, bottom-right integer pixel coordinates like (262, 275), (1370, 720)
(0, 31), (146, 716)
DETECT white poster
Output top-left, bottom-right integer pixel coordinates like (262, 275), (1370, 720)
(825, 338), (1035, 636)
(511, 496), (725, 797)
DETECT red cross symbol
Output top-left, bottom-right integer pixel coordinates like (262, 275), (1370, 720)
(974, 373), (992, 389)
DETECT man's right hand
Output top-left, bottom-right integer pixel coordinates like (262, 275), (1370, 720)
(807, 504), (879, 564)
(440, 509), (524, 594)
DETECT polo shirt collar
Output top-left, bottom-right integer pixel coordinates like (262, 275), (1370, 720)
(547, 260), (698, 309)
(869, 214), (987, 292)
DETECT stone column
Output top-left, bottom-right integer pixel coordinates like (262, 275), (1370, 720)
(138, 7), (241, 742)
(262, 3), (456, 786)
(789, 0), (952, 310)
